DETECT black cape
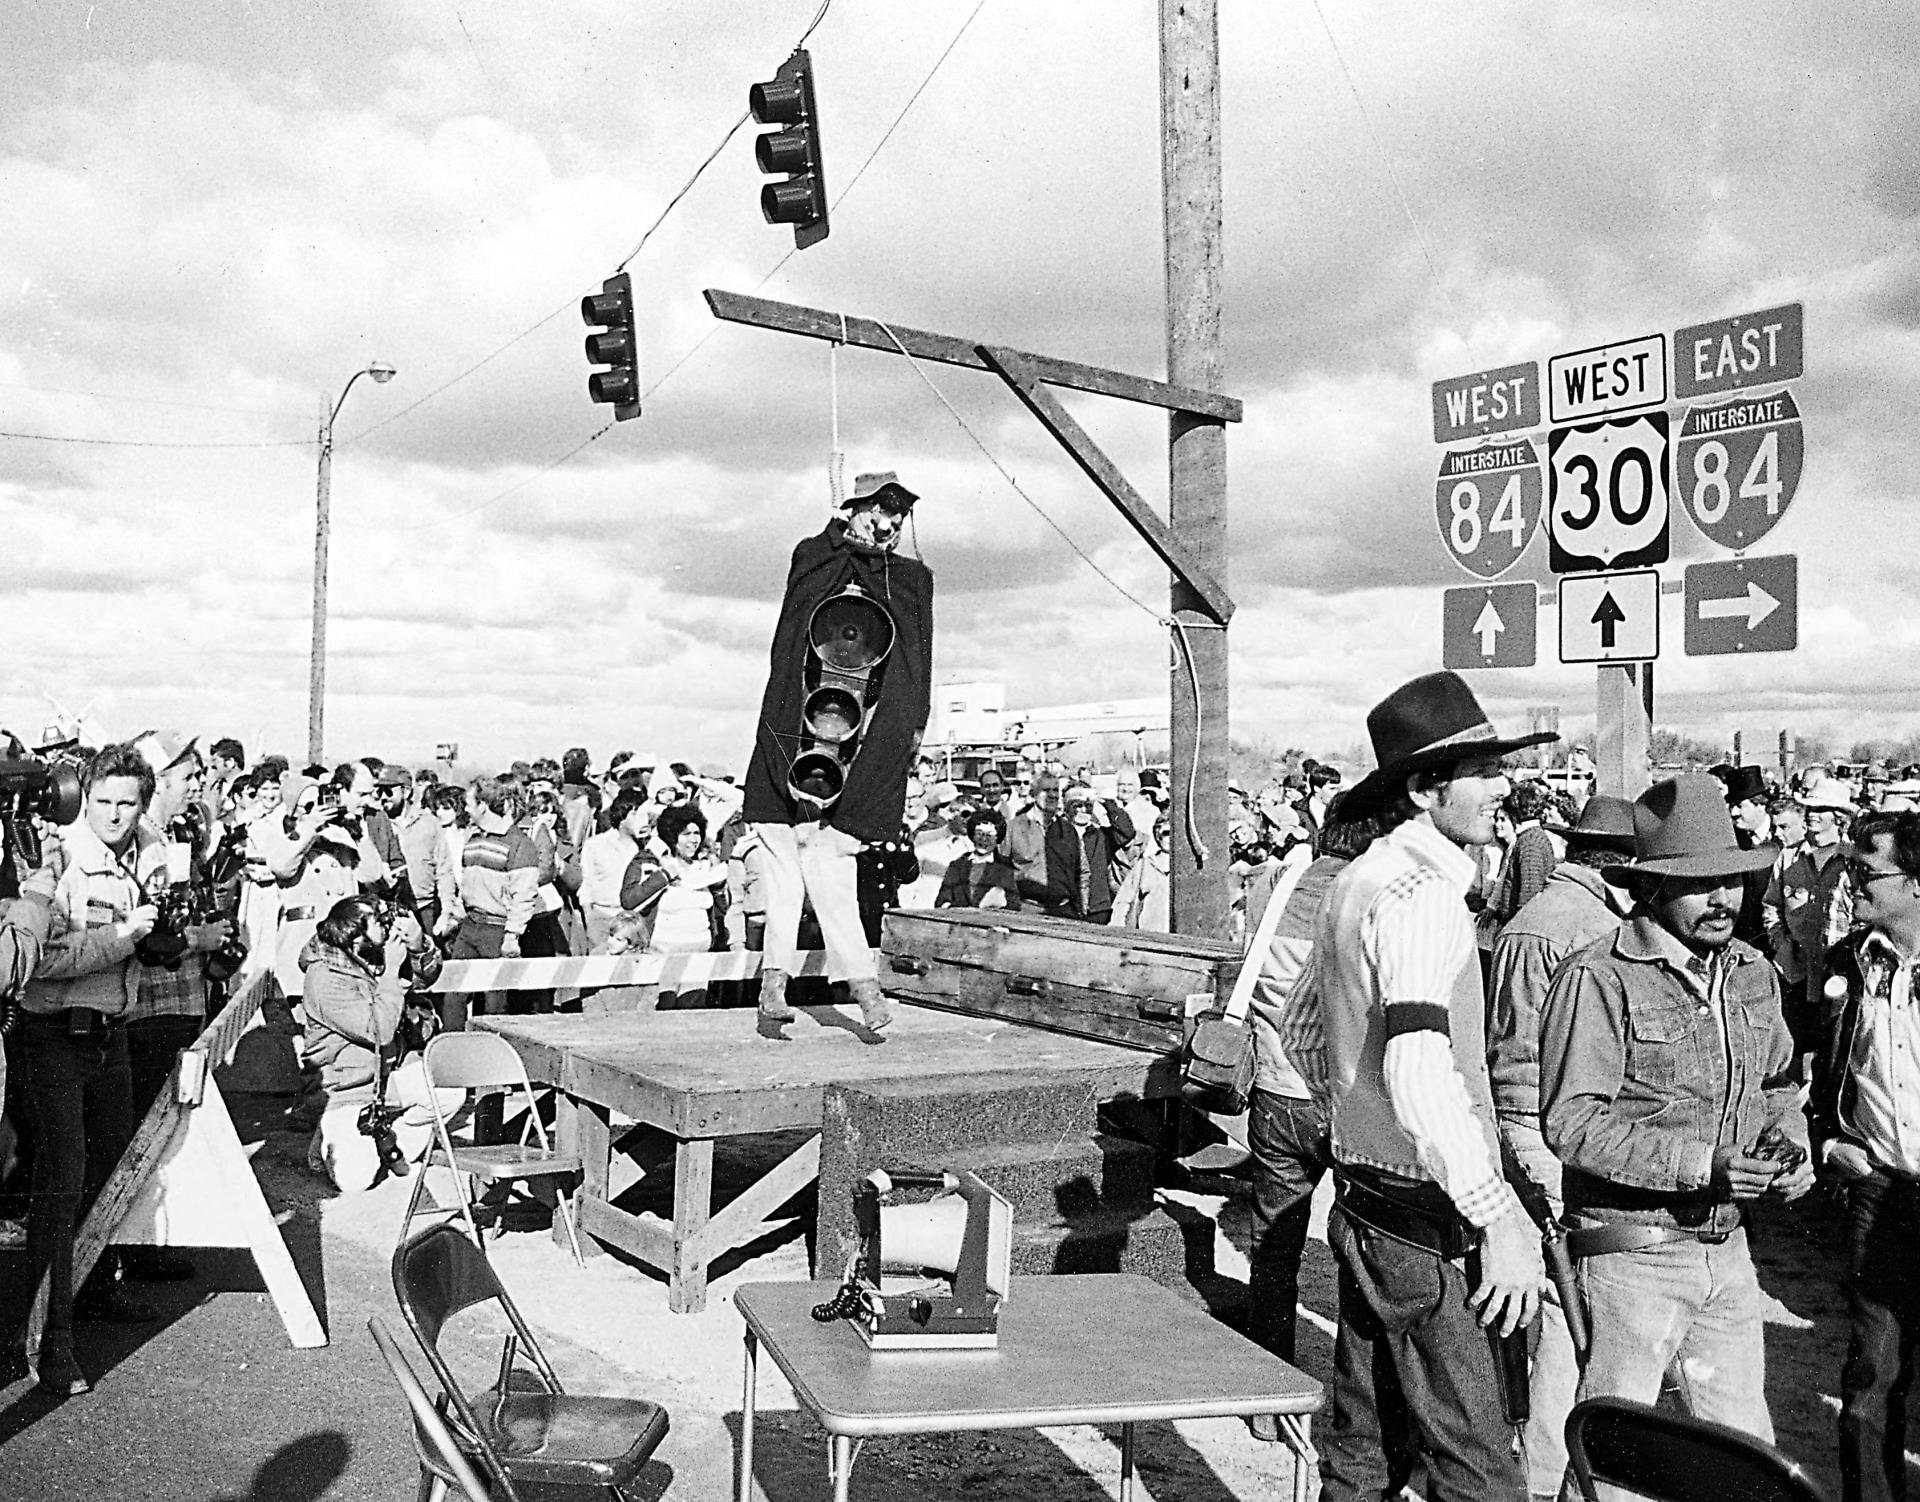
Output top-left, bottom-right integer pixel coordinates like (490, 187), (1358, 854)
(741, 519), (934, 845)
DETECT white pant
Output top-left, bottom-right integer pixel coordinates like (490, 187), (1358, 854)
(753, 820), (875, 982)
(311, 1057), (464, 1194)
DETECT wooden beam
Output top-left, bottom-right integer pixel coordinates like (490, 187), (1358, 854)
(704, 289), (1243, 422)
(981, 346), (1234, 625)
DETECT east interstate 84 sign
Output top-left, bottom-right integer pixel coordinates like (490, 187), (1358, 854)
(1547, 410), (1670, 572)
(1434, 438), (1543, 579)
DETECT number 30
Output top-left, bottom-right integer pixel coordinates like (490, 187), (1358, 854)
(1560, 447), (1655, 529)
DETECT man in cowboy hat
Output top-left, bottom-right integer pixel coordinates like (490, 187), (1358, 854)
(1486, 794), (1638, 1501)
(1539, 774), (1812, 1459)
(1281, 670), (1555, 1502)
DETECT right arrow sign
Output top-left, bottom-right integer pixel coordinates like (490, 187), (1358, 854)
(1684, 554), (1798, 657)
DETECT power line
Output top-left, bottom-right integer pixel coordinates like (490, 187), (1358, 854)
(340, 0), (841, 451)
(0, 428), (310, 450)
(384, 422), (617, 534)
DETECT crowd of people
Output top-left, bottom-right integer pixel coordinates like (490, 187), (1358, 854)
(0, 698), (1910, 1502)
(1240, 674), (1912, 1502)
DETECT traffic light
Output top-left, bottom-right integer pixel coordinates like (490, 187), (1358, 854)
(581, 271), (640, 421)
(749, 48), (828, 250)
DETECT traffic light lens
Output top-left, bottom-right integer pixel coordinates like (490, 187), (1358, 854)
(582, 291), (624, 326)
(749, 76), (806, 125)
(762, 177), (821, 226)
(755, 127), (812, 176)
(585, 330), (633, 366)
(588, 370), (637, 406)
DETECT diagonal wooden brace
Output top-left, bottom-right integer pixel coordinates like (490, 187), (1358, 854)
(981, 345), (1234, 624)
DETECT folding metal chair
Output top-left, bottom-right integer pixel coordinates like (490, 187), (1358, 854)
(393, 1221), (670, 1501)
(368, 1314), (505, 1502)
(402, 1031), (585, 1266)
(1565, 1396), (1830, 1502)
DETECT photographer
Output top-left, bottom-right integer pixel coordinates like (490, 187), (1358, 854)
(298, 893), (456, 1193)
(2, 743), (169, 1398)
(258, 773), (362, 999)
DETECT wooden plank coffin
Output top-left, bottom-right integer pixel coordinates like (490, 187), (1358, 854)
(879, 907), (1243, 1054)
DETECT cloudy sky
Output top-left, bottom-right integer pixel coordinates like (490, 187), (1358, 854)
(1, 0), (1913, 773)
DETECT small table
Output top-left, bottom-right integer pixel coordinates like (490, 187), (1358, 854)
(475, 1009), (1177, 1312)
(735, 1276), (1323, 1502)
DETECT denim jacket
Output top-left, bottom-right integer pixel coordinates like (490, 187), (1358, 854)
(1539, 913), (1805, 1237)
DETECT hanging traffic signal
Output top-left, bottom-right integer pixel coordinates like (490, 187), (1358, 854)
(581, 272), (640, 421)
(749, 48), (828, 250)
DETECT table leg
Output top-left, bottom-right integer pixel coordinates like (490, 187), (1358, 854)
(738, 1329), (758, 1502)
(1119, 1422), (1136, 1502)
(1278, 1414), (1317, 1502)
(669, 1136), (716, 1313)
(830, 1434), (853, 1502)
(567, 1099), (611, 1259)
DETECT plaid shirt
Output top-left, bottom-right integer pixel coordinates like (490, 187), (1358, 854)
(131, 949), (208, 1022)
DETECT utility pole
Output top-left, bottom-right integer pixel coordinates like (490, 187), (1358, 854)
(308, 396), (334, 767)
(1161, 0), (1231, 940)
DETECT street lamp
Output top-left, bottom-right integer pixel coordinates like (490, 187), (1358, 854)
(308, 362), (397, 766)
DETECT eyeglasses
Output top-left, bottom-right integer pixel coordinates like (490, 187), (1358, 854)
(1849, 862), (1908, 888)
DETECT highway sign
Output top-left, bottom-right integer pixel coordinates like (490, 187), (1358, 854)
(1558, 569), (1660, 663)
(1547, 333), (1667, 423)
(1684, 554), (1798, 656)
(1432, 361), (1541, 445)
(1443, 581), (1538, 670)
(1674, 303), (1803, 400)
(1547, 411), (1670, 572)
(1435, 439), (1542, 579)
(1675, 390), (1805, 552)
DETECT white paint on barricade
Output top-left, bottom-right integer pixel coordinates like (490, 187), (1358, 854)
(428, 947), (847, 993)
(29, 968), (328, 1354)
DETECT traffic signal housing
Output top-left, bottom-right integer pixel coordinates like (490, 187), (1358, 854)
(750, 48), (828, 250)
(581, 271), (640, 421)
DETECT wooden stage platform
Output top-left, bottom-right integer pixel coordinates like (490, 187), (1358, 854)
(477, 1004), (1181, 1311)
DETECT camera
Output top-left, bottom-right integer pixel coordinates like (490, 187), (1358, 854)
(135, 808), (249, 979)
(356, 1099), (410, 1180)
(1750, 1123), (1808, 1174)
(0, 756), (83, 872)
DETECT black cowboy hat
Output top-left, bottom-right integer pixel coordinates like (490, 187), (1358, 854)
(1707, 763), (1768, 807)
(1602, 774), (1780, 882)
(1544, 793), (1639, 853)
(1343, 671), (1558, 815)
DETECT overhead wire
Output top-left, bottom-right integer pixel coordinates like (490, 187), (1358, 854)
(0, 381), (309, 419)
(398, 0), (979, 534)
(0, 428), (310, 450)
(341, 0), (839, 451)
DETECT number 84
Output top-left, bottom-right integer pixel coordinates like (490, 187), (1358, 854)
(1688, 432), (1783, 523)
(1449, 474), (1526, 554)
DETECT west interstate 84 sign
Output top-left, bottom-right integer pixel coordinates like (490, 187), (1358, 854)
(1434, 438), (1543, 579)
(1547, 410), (1670, 573)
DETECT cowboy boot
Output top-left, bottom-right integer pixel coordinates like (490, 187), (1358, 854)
(757, 967), (797, 1023)
(847, 977), (892, 1033)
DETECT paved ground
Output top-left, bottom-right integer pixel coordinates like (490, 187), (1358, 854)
(0, 1087), (1876, 1502)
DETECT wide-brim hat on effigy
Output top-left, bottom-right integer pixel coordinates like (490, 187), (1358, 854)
(1603, 774), (1780, 882)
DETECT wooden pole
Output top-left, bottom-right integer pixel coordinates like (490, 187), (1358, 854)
(1594, 663), (1651, 798)
(1161, 0), (1231, 940)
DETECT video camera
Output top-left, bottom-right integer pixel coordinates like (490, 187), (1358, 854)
(134, 805), (248, 983)
(0, 757), (83, 874)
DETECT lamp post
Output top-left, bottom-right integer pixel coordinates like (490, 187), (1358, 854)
(308, 362), (396, 766)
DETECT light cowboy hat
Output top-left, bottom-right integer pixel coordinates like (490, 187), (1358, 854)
(841, 471), (919, 511)
(1342, 671), (1558, 816)
(1795, 773), (1857, 813)
(1602, 774), (1779, 883)
(1543, 793), (1640, 853)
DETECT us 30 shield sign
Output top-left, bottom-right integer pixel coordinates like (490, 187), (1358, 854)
(1547, 411), (1670, 573)
(1434, 439), (1543, 579)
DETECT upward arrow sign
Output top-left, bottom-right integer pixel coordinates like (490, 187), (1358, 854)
(1591, 590), (1626, 649)
(1472, 598), (1505, 659)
